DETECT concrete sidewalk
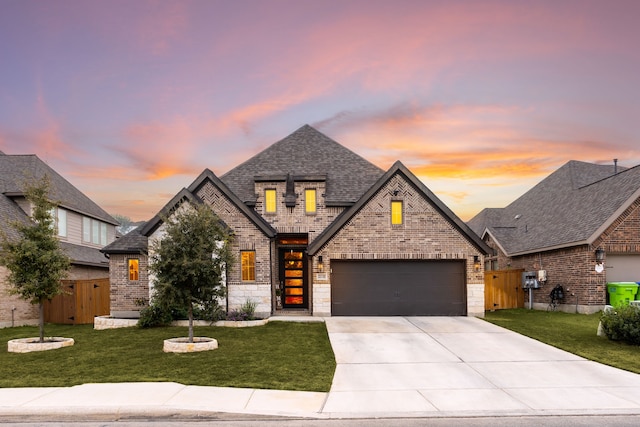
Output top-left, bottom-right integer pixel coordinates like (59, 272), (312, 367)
(2, 316), (640, 419)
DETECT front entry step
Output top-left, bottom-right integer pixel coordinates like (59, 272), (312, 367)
(273, 309), (311, 316)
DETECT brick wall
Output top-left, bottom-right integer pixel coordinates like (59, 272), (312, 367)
(108, 253), (149, 317)
(483, 196), (640, 313)
(197, 181), (273, 317)
(254, 180), (344, 239)
(0, 266), (38, 327)
(597, 196), (640, 254)
(313, 174), (485, 317)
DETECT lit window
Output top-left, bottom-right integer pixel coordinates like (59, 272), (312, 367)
(128, 259), (139, 281)
(305, 189), (316, 214)
(391, 200), (403, 225)
(265, 189), (277, 213)
(241, 251), (256, 281)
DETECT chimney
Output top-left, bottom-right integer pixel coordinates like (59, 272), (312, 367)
(614, 158), (618, 175)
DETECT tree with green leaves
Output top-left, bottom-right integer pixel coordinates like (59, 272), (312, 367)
(149, 203), (233, 342)
(0, 175), (71, 342)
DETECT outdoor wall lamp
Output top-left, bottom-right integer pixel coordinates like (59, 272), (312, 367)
(473, 255), (481, 272)
(595, 248), (605, 263)
(317, 255), (324, 271)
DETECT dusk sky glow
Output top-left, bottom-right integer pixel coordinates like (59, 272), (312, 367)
(2, 0), (640, 222)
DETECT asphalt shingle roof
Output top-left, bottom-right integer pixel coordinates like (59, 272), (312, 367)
(60, 242), (109, 267)
(220, 125), (384, 206)
(0, 154), (118, 225)
(468, 160), (640, 255)
(101, 225), (148, 254)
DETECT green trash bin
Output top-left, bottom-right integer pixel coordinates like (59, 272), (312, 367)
(607, 282), (639, 306)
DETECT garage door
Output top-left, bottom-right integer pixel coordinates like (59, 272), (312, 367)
(331, 260), (466, 316)
(606, 255), (640, 282)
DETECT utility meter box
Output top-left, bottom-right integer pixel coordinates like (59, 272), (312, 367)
(522, 271), (541, 289)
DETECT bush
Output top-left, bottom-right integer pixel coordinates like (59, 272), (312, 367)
(226, 299), (258, 321)
(600, 304), (640, 345)
(138, 304), (173, 328)
(138, 298), (225, 328)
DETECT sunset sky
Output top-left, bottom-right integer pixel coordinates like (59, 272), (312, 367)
(2, 0), (640, 222)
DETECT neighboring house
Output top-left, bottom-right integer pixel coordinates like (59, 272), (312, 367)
(102, 125), (491, 319)
(468, 160), (640, 313)
(0, 151), (119, 327)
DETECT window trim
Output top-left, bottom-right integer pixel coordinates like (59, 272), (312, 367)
(305, 188), (317, 214)
(265, 189), (277, 214)
(128, 258), (139, 281)
(83, 216), (108, 245)
(391, 200), (403, 225)
(241, 250), (256, 282)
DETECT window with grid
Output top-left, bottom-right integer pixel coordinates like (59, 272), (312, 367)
(241, 251), (256, 281)
(128, 259), (139, 281)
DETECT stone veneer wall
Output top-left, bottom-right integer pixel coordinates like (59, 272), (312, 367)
(311, 174), (485, 317)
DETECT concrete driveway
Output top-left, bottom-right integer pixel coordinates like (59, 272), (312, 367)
(322, 316), (640, 417)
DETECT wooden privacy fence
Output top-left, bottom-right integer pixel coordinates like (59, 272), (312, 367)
(485, 269), (525, 310)
(44, 278), (110, 324)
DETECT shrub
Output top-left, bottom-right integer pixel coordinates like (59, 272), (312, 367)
(138, 304), (173, 328)
(600, 304), (640, 345)
(138, 299), (226, 328)
(226, 299), (258, 321)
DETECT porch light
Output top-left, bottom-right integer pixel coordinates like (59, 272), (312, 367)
(473, 255), (481, 272)
(595, 248), (605, 263)
(317, 255), (324, 271)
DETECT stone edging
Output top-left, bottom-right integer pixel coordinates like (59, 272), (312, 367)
(7, 337), (75, 353)
(94, 316), (270, 330)
(163, 337), (218, 353)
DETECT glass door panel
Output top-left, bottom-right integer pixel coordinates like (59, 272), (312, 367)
(280, 249), (307, 308)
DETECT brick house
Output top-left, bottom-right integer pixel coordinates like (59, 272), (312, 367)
(468, 160), (640, 313)
(102, 125), (491, 318)
(0, 151), (119, 327)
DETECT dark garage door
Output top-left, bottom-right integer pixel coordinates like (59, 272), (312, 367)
(331, 260), (466, 316)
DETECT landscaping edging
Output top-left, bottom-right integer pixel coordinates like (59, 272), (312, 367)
(7, 337), (74, 353)
(94, 316), (139, 330)
(163, 337), (218, 353)
(94, 316), (269, 330)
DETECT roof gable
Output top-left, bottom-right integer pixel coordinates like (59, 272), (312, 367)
(309, 161), (492, 255)
(470, 160), (640, 255)
(0, 154), (117, 225)
(220, 125), (384, 206)
(134, 169), (276, 240)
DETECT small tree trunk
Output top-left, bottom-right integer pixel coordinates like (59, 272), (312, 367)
(38, 300), (45, 343)
(188, 302), (194, 343)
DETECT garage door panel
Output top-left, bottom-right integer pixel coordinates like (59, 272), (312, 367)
(331, 260), (466, 316)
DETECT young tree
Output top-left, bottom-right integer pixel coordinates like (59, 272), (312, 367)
(149, 203), (233, 342)
(0, 175), (71, 342)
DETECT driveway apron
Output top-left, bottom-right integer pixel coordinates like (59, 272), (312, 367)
(322, 316), (640, 417)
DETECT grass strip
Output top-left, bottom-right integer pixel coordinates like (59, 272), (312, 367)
(484, 309), (640, 374)
(0, 322), (336, 391)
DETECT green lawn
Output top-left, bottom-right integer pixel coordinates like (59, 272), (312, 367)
(0, 322), (336, 391)
(484, 309), (640, 374)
